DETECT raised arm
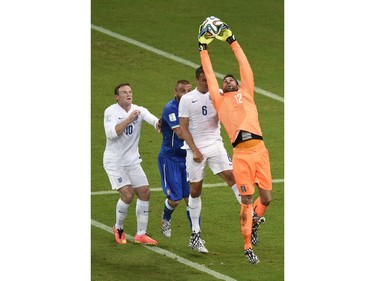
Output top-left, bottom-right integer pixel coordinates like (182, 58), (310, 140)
(198, 21), (222, 107)
(217, 24), (254, 97)
(199, 50), (222, 107)
(231, 41), (254, 97)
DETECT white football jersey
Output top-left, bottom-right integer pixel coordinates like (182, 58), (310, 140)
(178, 88), (222, 149)
(103, 103), (159, 167)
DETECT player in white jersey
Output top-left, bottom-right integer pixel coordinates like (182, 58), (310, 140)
(179, 66), (242, 253)
(103, 83), (160, 246)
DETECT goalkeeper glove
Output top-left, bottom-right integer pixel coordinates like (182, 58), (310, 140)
(198, 23), (214, 51)
(216, 23), (236, 44)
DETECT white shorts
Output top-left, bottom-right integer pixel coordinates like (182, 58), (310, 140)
(104, 163), (149, 190)
(186, 140), (233, 182)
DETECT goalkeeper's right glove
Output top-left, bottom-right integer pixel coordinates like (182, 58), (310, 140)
(198, 23), (214, 51)
(216, 23), (236, 44)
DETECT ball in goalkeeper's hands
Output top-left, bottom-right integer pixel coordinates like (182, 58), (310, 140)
(200, 16), (224, 38)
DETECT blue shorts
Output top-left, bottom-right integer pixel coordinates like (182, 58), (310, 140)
(158, 154), (189, 201)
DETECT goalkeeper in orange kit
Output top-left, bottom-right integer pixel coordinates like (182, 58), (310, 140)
(198, 18), (273, 264)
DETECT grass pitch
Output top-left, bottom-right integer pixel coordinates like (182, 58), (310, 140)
(92, 1), (284, 280)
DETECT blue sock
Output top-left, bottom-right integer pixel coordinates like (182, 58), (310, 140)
(186, 206), (192, 229)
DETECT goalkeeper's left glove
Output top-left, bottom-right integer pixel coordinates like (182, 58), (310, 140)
(216, 23), (236, 44)
(198, 23), (214, 51)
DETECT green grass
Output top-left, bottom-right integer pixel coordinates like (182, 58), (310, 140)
(92, 184), (284, 281)
(92, 0), (284, 280)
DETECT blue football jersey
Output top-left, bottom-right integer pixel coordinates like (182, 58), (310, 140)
(159, 98), (186, 160)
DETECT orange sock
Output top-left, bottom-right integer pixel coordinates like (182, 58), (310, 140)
(253, 198), (268, 217)
(240, 203), (253, 250)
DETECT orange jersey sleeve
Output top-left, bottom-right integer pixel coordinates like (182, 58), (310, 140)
(199, 49), (223, 108)
(200, 42), (262, 144)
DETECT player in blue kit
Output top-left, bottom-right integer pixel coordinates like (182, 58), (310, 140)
(158, 80), (193, 238)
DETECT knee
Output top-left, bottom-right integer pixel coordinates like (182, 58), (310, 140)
(169, 199), (180, 208)
(261, 195), (272, 206)
(227, 173), (236, 185)
(221, 170), (236, 186)
(137, 187), (151, 201)
(190, 189), (200, 198)
(119, 187), (134, 204)
(120, 193), (133, 204)
(241, 194), (253, 205)
(189, 182), (202, 198)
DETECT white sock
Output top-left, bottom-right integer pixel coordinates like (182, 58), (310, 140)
(231, 184), (242, 204)
(188, 195), (201, 233)
(136, 199), (149, 235)
(165, 198), (174, 210)
(115, 199), (129, 229)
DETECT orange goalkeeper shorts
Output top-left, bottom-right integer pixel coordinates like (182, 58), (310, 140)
(232, 141), (272, 195)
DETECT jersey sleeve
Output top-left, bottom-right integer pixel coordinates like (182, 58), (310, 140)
(162, 104), (179, 129)
(139, 106), (159, 130)
(200, 50), (222, 109)
(103, 107), (119, 139)
(231, 41), (254, 98)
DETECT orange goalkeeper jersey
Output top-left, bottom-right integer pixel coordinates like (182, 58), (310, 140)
(200, 41), (262, 144)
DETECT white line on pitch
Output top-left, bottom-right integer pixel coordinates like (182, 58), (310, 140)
(91, 24), (284, 103)
(91, 219), (237, 281)
(91, 179), (284, 195)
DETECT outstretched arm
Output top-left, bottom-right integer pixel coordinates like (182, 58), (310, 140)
(199, 50), (221, 107)
(198, 21), (222, 108)
(142, 107), (161, 131)
(231, 41), (254, 97)
(217, 24), (254, 97)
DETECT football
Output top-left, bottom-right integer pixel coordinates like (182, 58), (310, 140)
(201, 16), (223, 38)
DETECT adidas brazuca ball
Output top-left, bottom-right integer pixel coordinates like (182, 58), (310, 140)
(201, 16), (223, 38)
